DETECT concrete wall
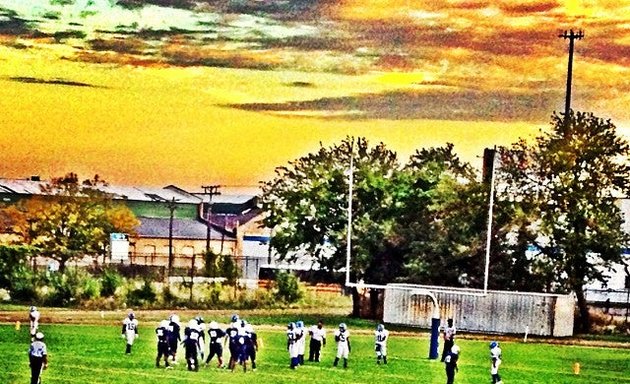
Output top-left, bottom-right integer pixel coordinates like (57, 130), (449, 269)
(383, 284), (574, 337)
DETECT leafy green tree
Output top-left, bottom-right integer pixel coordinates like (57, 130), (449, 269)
(395, 144), (487, 286)
(498, 111), (630, 332)
(0, 244), (33, 292)
(0, 173), (139, 272)
(261, 137), (406, 316)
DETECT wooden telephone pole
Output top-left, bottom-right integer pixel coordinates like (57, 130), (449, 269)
(201, 185), (221, 253)
(559, 29), (584, 128)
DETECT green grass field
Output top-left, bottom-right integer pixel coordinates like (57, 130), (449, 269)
(1, 321), (629, 384)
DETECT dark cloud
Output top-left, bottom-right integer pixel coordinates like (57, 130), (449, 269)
(225, 88), (561, 122)
(114, 0), (194, 10)
(499, 1), (560, 15)
(284, 81), (315, 88)
(0, 8), (33, 35)
(584, 41), (630, 66)
(89, 38), (147, 55)
(7, 76), (99, 88)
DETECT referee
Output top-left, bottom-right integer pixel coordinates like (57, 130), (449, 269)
(29, 332), (48, 384)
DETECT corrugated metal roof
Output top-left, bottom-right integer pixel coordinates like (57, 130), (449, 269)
(0, 178), (46, 194)
(194, 194), (256, 205)
(0, 178), (201, 204)
(136, 216), (234, 240)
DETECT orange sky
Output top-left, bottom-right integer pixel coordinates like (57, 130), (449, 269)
(0, 0), (628, 192)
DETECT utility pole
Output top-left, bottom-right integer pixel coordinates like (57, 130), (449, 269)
(201, 185), (221, 253)
(559, 29), (584, 128)
(166, 197), (179, 277)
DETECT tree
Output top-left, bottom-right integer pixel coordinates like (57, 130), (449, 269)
(0, 244), (32, 291)
(0, 173), (139, 272)
(261, 137), (403, 317)
(498, 111), (630, 332)
(395, 144), (487, 286)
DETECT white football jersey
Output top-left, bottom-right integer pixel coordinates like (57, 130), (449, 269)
(375, 329), (389, 345)
(334, 329), (350, 344)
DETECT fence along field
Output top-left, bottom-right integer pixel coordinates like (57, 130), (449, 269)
(2, 321), (629, 384)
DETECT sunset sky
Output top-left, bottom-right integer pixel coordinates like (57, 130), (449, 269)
(0, 0), (628, 192)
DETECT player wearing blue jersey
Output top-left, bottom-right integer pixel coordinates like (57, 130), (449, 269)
(444, 344), (460, 384)
(374, 324), (389, 365)
(29, 332), (48, 384)
(234, 320), (251, 372)
(245, 323), (259, 371)
(155, 320), (171, 368)
(333, 323), (350, 369)
(225, 318), (241, 370)
(166, 314), (181, 364)
(121, 312), (138, 354)
(183, 319), (202, 371)
(441, 319), (456, 362)
(194, 316), (206, 361)
(205, 321), (226, 368)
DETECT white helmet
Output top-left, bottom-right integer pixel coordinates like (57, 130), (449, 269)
(160, 320), (169, 328)
(30, 306), (37, 312)
(188, 319), (198, 328)
(209, 321), (218, 329)
(35, 332), (45, 340)
(451, 345), (460, 355)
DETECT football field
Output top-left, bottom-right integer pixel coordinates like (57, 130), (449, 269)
(2, 322), (629, 384)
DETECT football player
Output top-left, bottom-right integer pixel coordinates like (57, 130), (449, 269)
(194, 316), (206, 361)
(333, 323), (350, 368)
(205, 321), (226, 368)
(374, 323), (389, 365)
(441, 318), (457, 362)
(121, 312), (138, 354)
(29, 332), (48, 384)
(155, 320), (171, 368)
(489, 341), (503, 384)
(225, 316), (241, 370)
(183, 319), (202, 371)
(166, 314), (181, 364)
(245, 323), (258, 371)
(29, 306), (40, 338)
(286, 322), (299, 369)
(308, 320), (326, 362)
(295, 320), (306, 365)
(444, 344), (460, 384)
(235, 319), (250, 372)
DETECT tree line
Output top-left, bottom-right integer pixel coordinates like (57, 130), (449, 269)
(260, 111), (630, 332)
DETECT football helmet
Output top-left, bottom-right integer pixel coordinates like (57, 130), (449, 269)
(339, 323), (346, 331)
(451, 345), (460, 355)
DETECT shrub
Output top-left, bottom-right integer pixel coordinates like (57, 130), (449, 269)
(127, 280), (157, 307)
(100, 268), (123, 297)
(80, 275), (101, 300)
(274, 270), (304, 304)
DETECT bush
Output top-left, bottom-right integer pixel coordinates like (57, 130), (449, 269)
(79, 275), (101, 301)
(100, 268), (123, 297)
(274, 270), (304, 304)
(127, 280), (157, 307)
(44, 272), (77, 307)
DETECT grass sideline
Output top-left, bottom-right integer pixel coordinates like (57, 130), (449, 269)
(2, 320), (630, 384)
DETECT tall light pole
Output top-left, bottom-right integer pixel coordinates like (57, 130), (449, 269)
(559, 29), (584, 128)
(201, 185), (221, 253)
